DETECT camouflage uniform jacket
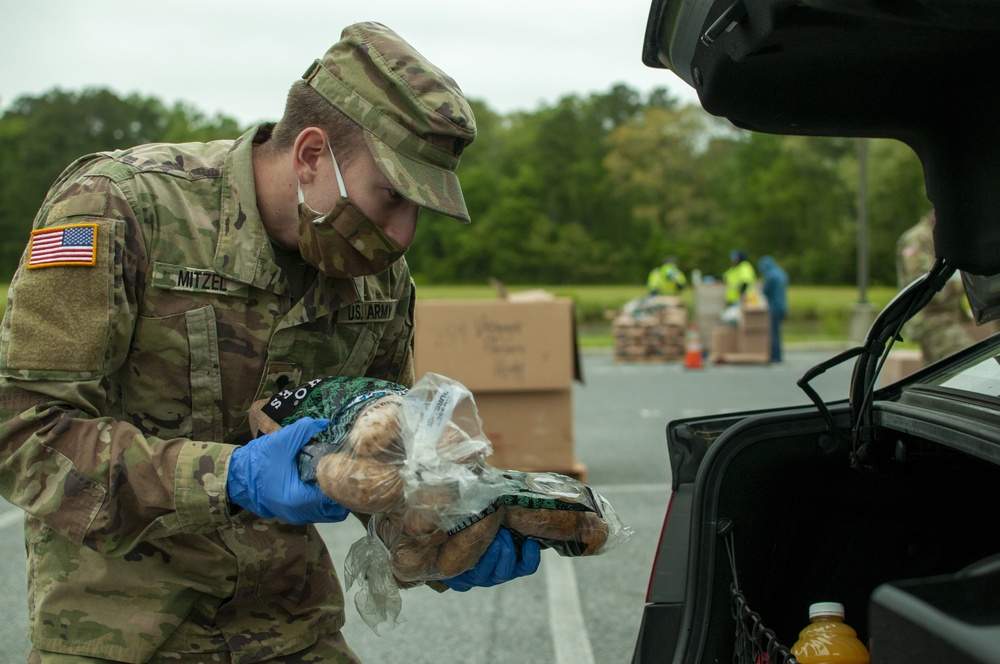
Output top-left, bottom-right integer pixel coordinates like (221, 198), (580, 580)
(0, 125), (416, 663)
(896, 214), (972, 362)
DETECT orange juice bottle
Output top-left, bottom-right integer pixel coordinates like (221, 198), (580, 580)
(790, 602), (870, 664)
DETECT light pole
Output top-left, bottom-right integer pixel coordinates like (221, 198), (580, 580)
(850, 137), (877, 341)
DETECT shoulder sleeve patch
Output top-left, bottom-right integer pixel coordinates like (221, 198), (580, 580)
(27, 223), (98, 269)
(3, 219), (118, 376)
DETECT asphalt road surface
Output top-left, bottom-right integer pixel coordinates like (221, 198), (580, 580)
(0, 346), (856, 662)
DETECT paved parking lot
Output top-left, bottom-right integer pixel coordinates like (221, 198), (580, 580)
(0, 346), (854, 662)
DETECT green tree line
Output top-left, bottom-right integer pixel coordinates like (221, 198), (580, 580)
(0, 85), (930, 285)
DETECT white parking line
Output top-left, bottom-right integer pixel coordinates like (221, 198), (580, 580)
(543, 480), (669, 664)
(546, 552), (595, 664)
(0, 510), (23, 530)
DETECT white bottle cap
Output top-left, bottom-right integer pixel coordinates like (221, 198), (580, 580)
(809, 602), (845, 619)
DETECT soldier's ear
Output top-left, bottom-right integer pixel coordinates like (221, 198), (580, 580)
(292, 127), (329, 185)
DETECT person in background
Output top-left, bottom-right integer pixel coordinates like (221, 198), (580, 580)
(646, 255), (688, 296)
(896, 209), (974, 363)
(758, 255), (789, 363)
(723, 250), (757, 306)
(0, 22), (539, 663)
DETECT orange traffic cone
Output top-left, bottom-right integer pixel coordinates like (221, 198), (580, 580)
(684, 324), (704, 369)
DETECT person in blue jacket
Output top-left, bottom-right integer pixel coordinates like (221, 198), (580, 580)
(758, 256), (789, 362)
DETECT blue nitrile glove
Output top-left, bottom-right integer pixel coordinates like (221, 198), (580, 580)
(227, 417), (350, 524)
(443, 528), (542, 592)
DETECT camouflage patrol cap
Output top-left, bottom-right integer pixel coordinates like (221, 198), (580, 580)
(303, 22), (476, 223)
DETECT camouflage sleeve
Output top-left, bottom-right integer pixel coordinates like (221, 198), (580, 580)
(0, 394), (234, 552)
(896, 216), (936, 287)
(365, 264), (416, 388)
(0, 158), (233, 555)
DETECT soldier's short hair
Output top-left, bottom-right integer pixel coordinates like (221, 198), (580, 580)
(268, 81), (366, 165)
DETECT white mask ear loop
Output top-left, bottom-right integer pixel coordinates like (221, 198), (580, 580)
(296, 143), (348, 206)
(328, 143), (348, 198)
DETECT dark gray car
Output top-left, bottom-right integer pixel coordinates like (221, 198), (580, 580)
(634, 1), (1000, 662)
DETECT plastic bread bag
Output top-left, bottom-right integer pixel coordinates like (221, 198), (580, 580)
(248, 376), (410, 510)
(341, 373), (509, 631)
(344, 375), (631, 631)
(250, 373), (504, 517)
(344, 467), (632, 631)
(356, 466), (630, 573)
(396, 373), (506, 529)
(248, 373), (632, 632)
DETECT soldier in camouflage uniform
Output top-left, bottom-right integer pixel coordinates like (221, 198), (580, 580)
(896, 209), (974, 363)
(0, 22), (538, 664)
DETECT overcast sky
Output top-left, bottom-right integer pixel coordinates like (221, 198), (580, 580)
(0, 0), (701, 127)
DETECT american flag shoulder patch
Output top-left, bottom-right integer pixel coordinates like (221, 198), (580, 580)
(27, 223), (98, 269)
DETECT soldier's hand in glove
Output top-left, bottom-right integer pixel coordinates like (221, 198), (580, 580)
(227, 417), (350, 524)
(443, 528), (541, 592)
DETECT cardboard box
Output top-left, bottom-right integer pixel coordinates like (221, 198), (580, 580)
(967, 320), (1000, 341)
(695, 282), (728, 352)
(879, 349), (925, 386)
(738, 328), (770, 356)
(414, 298), (580, 392)
(475, 390), (582, 476)
(740, 304), (770, 331)
(414, 295), (585, 480)
(724, 330), (768, 364)
(710, 325), (738, 360)
(729, 353), (770, 364)
(612, 313), (685, 362)
(709, 306), (771, 364)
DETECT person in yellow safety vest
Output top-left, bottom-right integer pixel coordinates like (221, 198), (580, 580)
(724, 250), (757, 305)
(647, 255), (689, 296)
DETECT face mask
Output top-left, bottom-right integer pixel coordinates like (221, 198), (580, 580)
(296, 144), (405, 278)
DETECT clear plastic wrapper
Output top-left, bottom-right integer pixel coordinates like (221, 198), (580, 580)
(249, 375), (408, 483)
(249, 372), (633, 632)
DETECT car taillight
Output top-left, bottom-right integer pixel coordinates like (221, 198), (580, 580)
(645, 491), (675, 602)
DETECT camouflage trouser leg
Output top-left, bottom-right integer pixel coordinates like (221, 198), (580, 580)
(28, 632), (362, 664)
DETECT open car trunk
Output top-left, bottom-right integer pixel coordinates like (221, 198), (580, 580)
(637, 0), (1000, 661)
(646, 344), (1000, 663)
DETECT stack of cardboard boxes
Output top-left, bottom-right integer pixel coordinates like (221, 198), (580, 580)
(710, 303), (771, 364)
(413, 293), (587, 481)
(612, 296), (689, 362)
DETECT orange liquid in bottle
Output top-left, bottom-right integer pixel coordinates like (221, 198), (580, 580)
(790, 602), (869, 664)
